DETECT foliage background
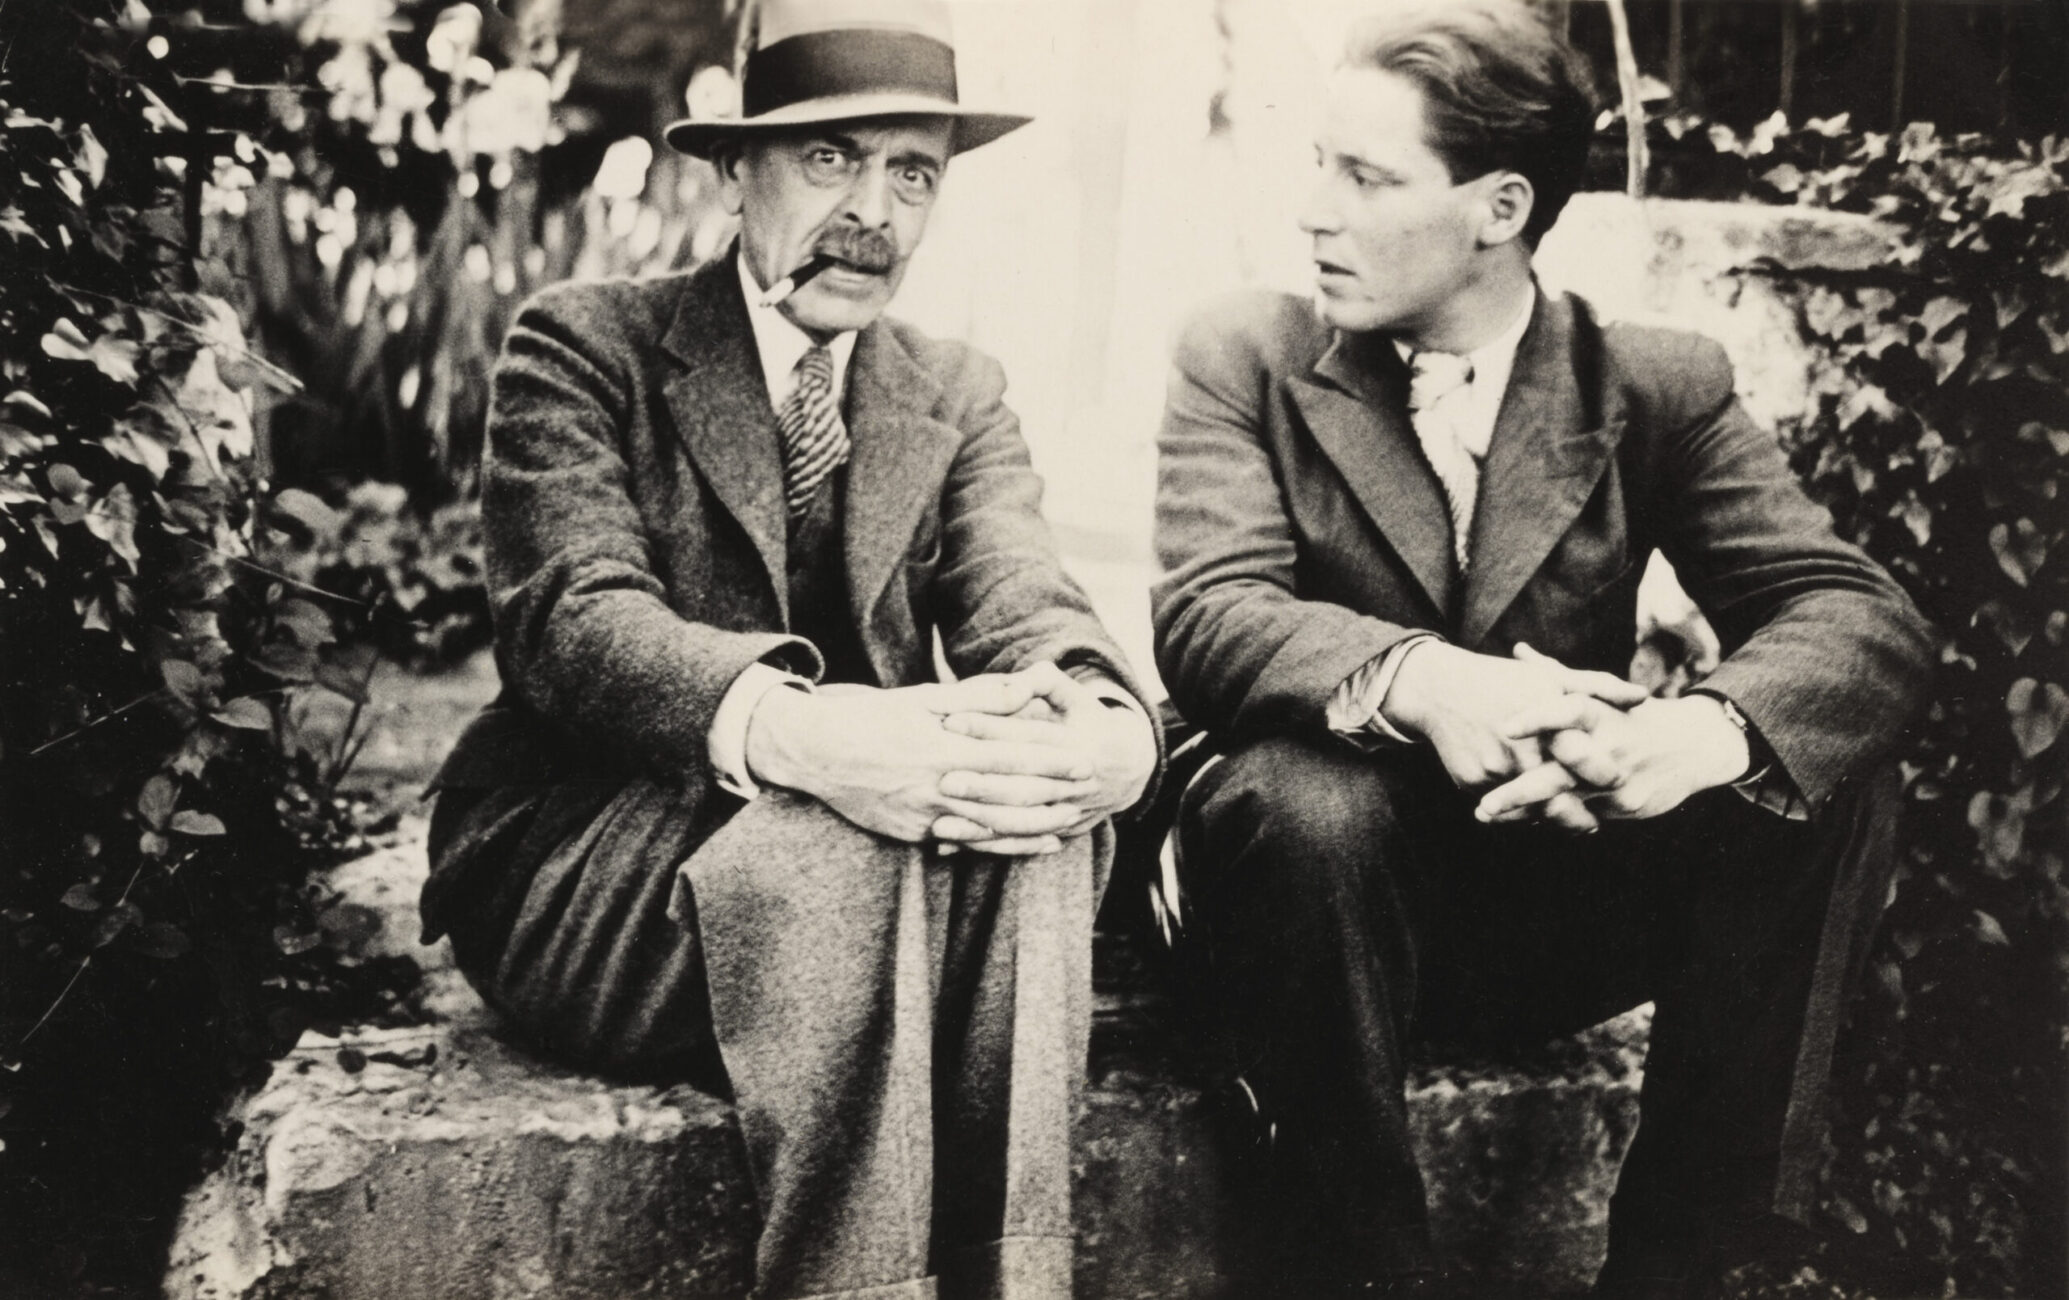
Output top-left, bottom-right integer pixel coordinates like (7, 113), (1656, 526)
(0, 1), (738, 1290)
(0, 3), (438, 1292)
(1693, 116), (2068, 1300)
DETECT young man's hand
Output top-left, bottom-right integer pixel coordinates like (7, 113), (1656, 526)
(1380, 639), (1653, 830)
(1473, 691), (1752, 829)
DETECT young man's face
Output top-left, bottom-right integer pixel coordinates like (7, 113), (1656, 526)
(721, 117), (954, 338)
(1300, 66), (1495, 337)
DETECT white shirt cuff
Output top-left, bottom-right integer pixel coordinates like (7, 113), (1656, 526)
(1327, 634), (1440, 748)
(708, 662), (813, 799)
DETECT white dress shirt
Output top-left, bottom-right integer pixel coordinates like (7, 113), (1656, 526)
(737, 252), (857, 411)
(1389, 290), (1536, 464)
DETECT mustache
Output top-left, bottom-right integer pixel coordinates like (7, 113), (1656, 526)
(812, 227), (899, 274)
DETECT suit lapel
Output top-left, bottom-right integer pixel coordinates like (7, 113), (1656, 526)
(661, 259), (791, 624)
(1460, 292), (1627, 647)
(842, 321), (962, 644)
(1288, 330), (1460, 619)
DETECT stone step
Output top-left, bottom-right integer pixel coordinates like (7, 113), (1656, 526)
(165, 831), (1648, 1300)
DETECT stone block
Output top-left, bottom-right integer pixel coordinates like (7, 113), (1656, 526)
(164, 1023), (758, 1300)
(167, 832), (1646, 1299)
(1409, 1018), (1647, 1294)
(1074, 1066), (1246, 1300)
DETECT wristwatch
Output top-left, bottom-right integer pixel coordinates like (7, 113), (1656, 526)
(1691, 689), (1762, 786)
(1711, 693), (1751, 738)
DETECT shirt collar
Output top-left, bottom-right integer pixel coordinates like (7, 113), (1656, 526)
(1389, 285), (1538, 394)
(737, 250), (858, 410)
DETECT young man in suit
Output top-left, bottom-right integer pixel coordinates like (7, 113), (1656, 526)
(420, 3), (1159, 1297)
(1150, 3), (1931, 1296)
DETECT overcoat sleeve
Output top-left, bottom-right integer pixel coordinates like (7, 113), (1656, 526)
(481, 287), (815, 778)
(1151, 299), (1425, 741)
(1639, 334), (1934, 809)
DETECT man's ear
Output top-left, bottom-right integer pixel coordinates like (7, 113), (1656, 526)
(711, 141), (746, 217)
(1479, 172), (1535, 249)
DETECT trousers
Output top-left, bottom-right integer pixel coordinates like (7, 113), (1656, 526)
(1173, 735), (1894, 1287)
(431, 780), (1108, 1300)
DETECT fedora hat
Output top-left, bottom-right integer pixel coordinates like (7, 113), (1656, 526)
(664, 0), (1030, 158)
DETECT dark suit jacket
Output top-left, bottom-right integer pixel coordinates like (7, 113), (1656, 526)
(423, 254), (1157, 940)
(1150, 287), (1935, 1224)
(1151, 288), (1932, 811)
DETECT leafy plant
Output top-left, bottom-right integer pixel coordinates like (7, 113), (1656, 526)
(206, 0), (735, 504)
(1706, 116), (2068, 1300)
(269, 480), (491, 667)
(0, 0), (741, 1277)
(0, 2), (421, 1288)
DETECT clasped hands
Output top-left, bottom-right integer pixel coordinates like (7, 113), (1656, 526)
(743, 661), (1156, 857)
(1383, 640), (1751, 833)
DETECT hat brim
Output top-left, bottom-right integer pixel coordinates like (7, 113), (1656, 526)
(664, 93), (1030, 159)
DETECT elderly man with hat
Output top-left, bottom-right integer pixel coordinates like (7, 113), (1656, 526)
(418, 4), (1161, 1297)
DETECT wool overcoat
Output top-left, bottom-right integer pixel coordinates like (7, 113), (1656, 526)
(422, 250), (1155, 983)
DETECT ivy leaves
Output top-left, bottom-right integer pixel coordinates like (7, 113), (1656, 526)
(1769, 129), (2067, 801)
(40, 317), (140, 385)
(1744, 116), (2067, 1298)
(2006, 679), (2069, 760)
(1988, 520), (2049, 588)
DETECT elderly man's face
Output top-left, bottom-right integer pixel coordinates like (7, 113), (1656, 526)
(720, 117), (954, 337)
(1299, 66), (1495, 338)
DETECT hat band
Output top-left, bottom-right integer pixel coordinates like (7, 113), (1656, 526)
(742, 29), (959, 119)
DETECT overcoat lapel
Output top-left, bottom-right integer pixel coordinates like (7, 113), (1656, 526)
(1459, 294), (1626, 647)
(842, 319), (962, 668)
(661, 260), (792, 623)
(1288, 331), (1460, 620)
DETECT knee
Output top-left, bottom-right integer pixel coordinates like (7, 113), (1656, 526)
(1186, 737), (1416, 885)
(690, 789), (920, 907)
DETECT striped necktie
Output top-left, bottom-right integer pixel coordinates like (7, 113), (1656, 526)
(1406, 350), (1478, 571)
(777, 345), (849, 517)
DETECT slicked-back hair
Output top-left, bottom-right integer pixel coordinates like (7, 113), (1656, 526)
(1341, 0), (1597, 246)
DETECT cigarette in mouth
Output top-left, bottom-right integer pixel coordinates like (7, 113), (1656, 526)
(758, 255), (834, 308)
